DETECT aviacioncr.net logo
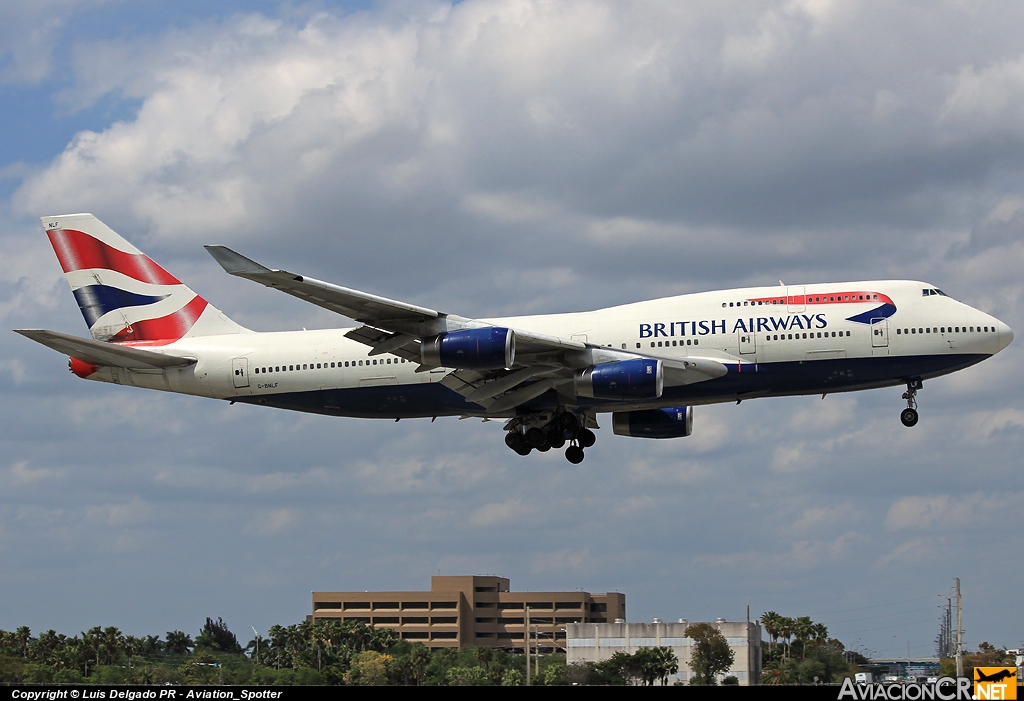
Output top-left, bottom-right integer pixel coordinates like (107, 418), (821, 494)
(838, 677), (972, 700)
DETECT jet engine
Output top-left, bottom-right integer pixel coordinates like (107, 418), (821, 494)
(575, 358), (663, 400)
(421, 327), (514, 370)
(612, 406), (693, 438)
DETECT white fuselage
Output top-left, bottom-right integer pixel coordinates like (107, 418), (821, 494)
(81, 280), (1012, 420)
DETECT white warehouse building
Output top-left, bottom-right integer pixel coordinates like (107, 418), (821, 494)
(566, 618), (762, 685)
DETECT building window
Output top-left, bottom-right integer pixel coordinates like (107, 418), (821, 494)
(431, 601), (457, 610)
(403, 602), (429, 610)
(316, 602), (341, 609)
(431, 617), (458, 625)
(343, 602), (370, 610)
(431, 632), (457, 639)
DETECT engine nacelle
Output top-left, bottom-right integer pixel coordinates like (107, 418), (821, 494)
(421, 327), (515, 370)
(612, 406), (693, 439)
(575, 358), (663, 400)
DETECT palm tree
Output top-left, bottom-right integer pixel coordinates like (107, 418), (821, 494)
(760, 612), (782, 654)
(165, 630), (193, 655)
(101, 626), (123, 666)
(82, 626), (104, 671)
(777, 617), (795, 660)
(793, 617), (814, 660)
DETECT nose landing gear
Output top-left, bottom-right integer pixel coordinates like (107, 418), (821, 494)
(900, 379), (922, 427)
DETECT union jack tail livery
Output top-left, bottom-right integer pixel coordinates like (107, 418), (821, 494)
(43, 214), (247, 344)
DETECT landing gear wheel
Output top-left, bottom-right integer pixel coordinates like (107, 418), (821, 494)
(547, 430), (566, 450)
(525, 427), (547, 448)
(900, 408), (919, 427)
(565, 445), (585, 464)
(514, 444), (532, 456)
(505, 431), (525, 451)
(577, 428), (596, 448)
(558, 413), (580, 431)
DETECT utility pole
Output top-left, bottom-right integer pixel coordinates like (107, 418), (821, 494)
(955, 578), (963, 678)
(250, 626), (260, 666)
(525, 605), (531, 686)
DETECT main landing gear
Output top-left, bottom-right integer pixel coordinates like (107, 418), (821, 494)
(504, 411), (596, 463)
(900, 379), (922, 427)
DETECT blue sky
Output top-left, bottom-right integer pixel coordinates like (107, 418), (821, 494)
(2, 0), (1023, 661)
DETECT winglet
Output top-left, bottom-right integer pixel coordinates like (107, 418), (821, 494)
(204, 245), (273, 277)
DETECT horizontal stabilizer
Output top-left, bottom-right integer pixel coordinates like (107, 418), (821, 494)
(14, 329), (196, 369)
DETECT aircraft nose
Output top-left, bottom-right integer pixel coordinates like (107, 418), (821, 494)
(997, 319), (1014, 351)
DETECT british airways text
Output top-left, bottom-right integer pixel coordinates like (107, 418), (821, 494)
(639, 314), (828, 338)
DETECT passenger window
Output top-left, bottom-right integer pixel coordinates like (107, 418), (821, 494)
(694, 339), (699, 345)
(636, 343), (641, 348)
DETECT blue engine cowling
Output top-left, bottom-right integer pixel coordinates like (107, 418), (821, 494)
(574, 358), (663, 400)
(612, 406), (693, 438)
(421, 327), (515, 370)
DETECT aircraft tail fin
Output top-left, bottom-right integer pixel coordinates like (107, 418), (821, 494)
(41, 213), (249, 344)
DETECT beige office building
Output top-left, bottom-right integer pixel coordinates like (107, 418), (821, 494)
(311, 575), (625, 651)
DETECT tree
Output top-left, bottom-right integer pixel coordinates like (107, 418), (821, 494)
(685, 623), (735, 685)
(165, 631), (193, 656)
(761, 612), (782, 655)
(345, 650), (392, 685)
(194, 618), (241, 654)
(793, 616), (814, 660)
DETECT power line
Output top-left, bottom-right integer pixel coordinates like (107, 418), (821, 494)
(827, 605), (942, 625)
(839, 616), (946, 635)
(808, 594), (941, 617)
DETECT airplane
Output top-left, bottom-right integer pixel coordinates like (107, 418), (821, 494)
(16, 213), (1014, 463)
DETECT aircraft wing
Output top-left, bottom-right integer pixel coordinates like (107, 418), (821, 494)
(14, 329), (196, 369)
(204, 245), (726, 411)
(205, 245), (587, 358)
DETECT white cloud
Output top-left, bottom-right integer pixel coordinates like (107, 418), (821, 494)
(885, 492), (1024, 532)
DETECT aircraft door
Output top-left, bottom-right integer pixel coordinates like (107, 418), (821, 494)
(232, 357), (250, 388)
(870, 318), (889, 353)
(787, 286), (805, 313)
(738, 331), (756, 354)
